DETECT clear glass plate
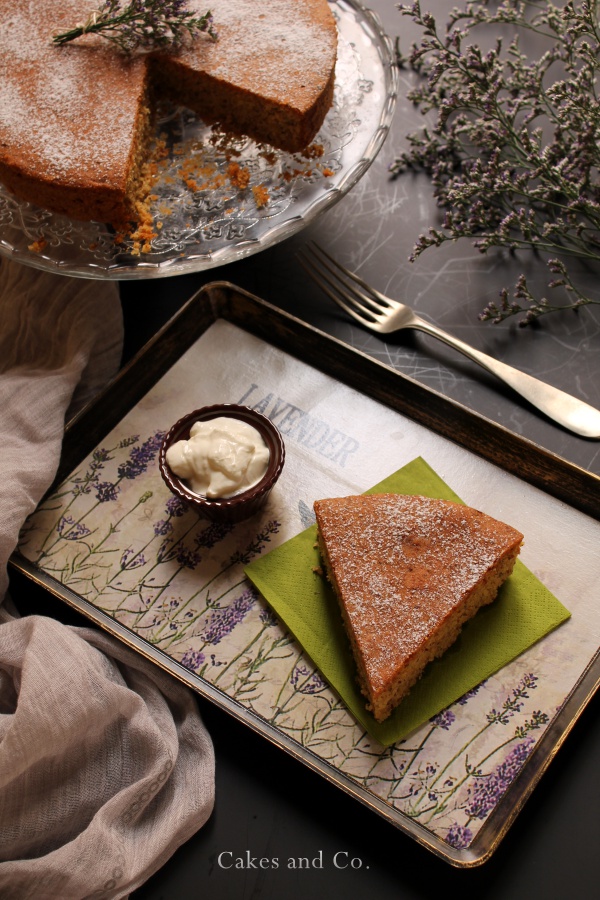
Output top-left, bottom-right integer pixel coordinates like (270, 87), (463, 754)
(0, 0), (397, 280)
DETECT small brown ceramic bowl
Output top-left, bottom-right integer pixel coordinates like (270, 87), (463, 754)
(159, 404), (285, 524)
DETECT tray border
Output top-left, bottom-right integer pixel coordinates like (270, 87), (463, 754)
(11, 281), (600, 867)
(57, 281), (600, 520)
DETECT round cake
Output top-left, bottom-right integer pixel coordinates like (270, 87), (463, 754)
(0, 0), (338, 223)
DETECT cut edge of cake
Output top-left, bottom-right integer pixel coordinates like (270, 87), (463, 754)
(314, 494), (524, 723)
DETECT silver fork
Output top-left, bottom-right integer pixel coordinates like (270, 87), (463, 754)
(298, 243), (600, 439)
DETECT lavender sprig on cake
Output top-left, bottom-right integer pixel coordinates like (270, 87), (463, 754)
(53, 0), (218, 52)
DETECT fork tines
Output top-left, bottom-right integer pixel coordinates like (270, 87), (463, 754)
(297, 242), (386, 324)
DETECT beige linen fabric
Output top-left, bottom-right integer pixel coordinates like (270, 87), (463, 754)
(0, 259), (215, 897)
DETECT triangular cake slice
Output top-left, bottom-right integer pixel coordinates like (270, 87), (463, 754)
(314, 494), (523, 722)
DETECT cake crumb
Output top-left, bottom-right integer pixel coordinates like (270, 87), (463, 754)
(303, 143), (324, 159)
(107, 120), (334, 255)
(252, 184), (270, 208)
(228, 162), (250, 190)
(27, 238), (46, 253)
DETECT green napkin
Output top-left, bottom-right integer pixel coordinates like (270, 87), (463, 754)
(245, 457), (570, 746)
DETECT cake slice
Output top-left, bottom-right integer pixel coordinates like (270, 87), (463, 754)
(314, 494), (523, 723)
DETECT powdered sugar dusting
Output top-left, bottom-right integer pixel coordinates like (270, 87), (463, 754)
(0, 2), (145, 183)
(191, 0), (337, 102)
(314, 494), (523, 695)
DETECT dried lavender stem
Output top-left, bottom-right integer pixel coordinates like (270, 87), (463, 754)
(394, 0), (600, 325)
(53, 0), (217, 52)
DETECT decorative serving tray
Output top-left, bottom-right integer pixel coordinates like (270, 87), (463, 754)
(11, 283), (600, 866)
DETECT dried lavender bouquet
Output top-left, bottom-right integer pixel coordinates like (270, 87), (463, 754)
(392, 0), (600, 325)
(53, 0), (217, 53)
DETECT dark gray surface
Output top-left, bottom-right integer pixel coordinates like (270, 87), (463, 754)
(116, 0), (600, 895)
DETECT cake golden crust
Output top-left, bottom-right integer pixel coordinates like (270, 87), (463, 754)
(314, 494), (524, 722)
(0, 0), (337, 222)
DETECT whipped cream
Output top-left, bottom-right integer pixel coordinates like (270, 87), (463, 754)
(166, 416), (270, 499)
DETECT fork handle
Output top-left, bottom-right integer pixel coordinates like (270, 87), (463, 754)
(413, 319), (600, 439)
